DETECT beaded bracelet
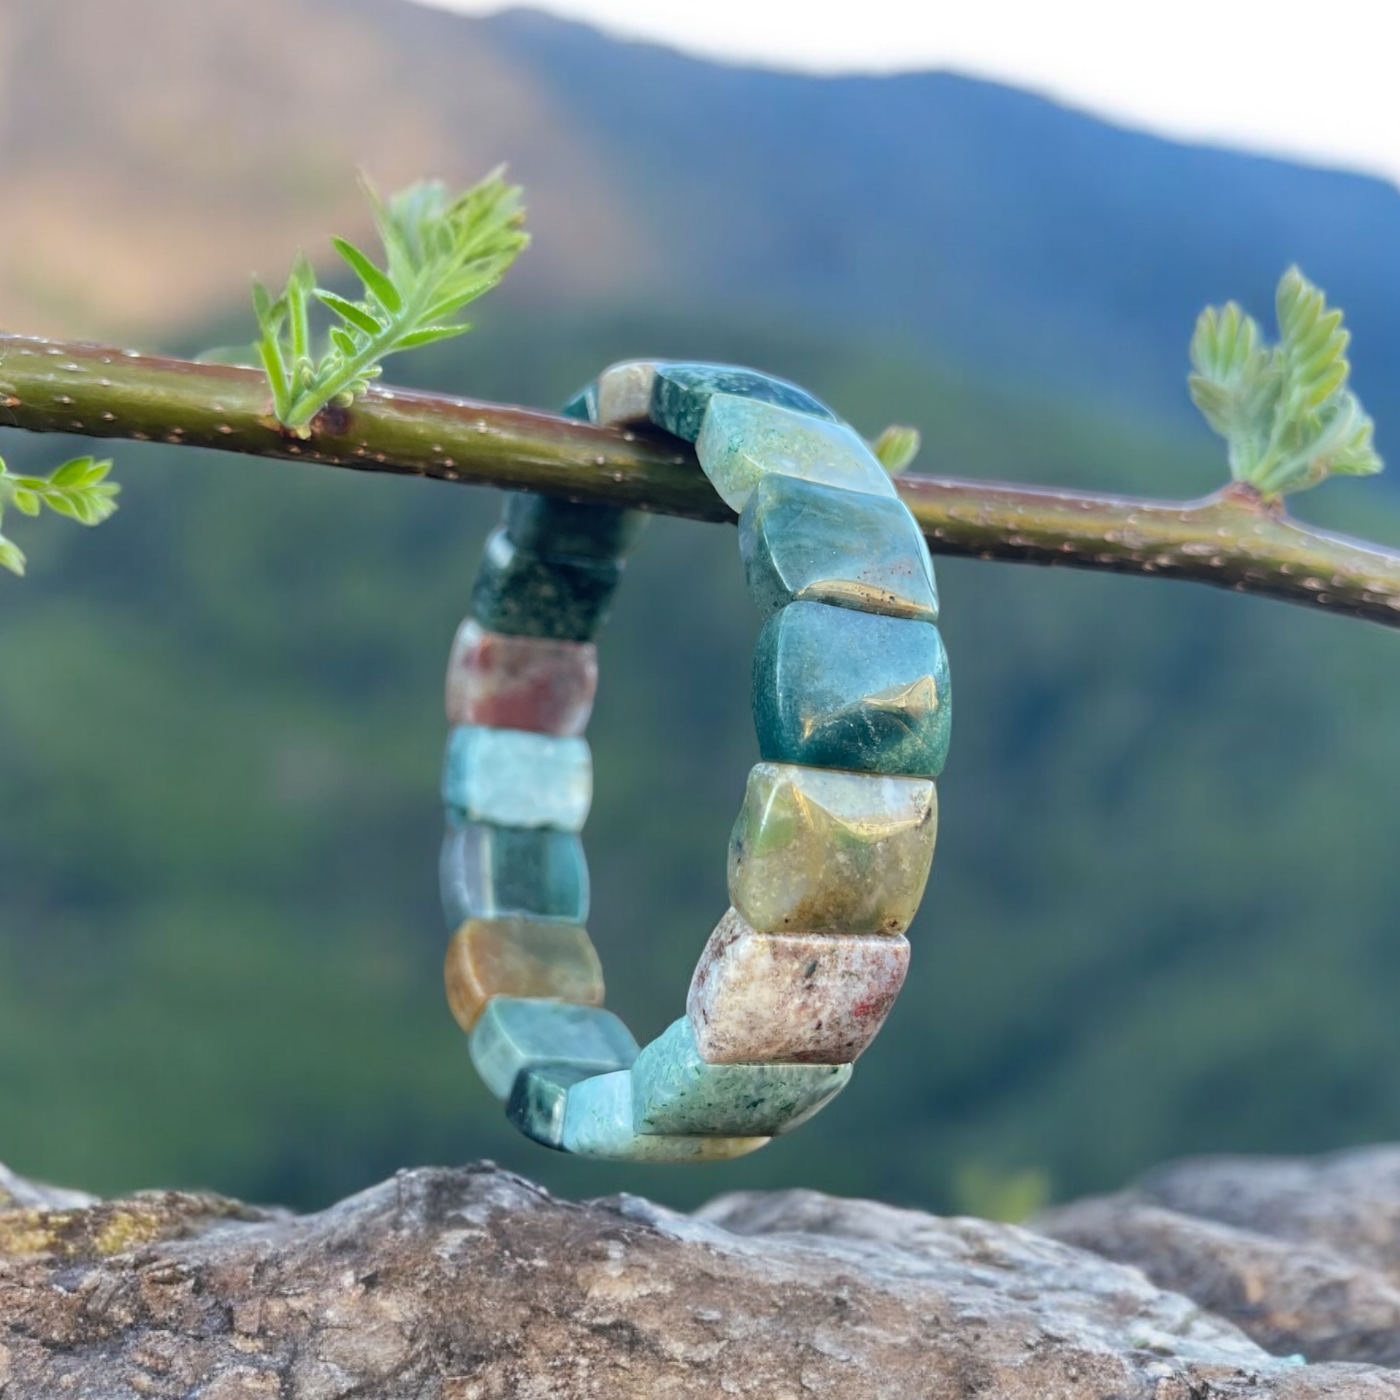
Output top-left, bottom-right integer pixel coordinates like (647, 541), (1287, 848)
(439, 363), (950, 1161)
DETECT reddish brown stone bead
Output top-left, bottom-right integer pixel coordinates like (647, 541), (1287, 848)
(445, 619), (598, 737)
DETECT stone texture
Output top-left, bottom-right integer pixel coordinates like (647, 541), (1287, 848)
(503, 492), (649, 561)
(595, 360), (658, 426)
(470, 528), (623, 642)
(754, 600), (952, 777)
(687, 907), (911, 1064)
(505, 1063), (597, 1149)
(442, 725), (593, 832)
(631, 1016), (851, 1137)
(445, 620), (598, 737)
(443, 918), (605, 1035)
(1036, 1145), (1400, 1367)
(559, 381), (598, 422)
(650, 362), (836, 443)
(740, 473), (939, 621)
(695, 393), (896, 512)
(728, 761), (936, 935)
(1, 1156), (1390, 1399)
(469, 996), (639, 1100)
(440, 822), (589, 926)
(560, 1069), (771, 1162)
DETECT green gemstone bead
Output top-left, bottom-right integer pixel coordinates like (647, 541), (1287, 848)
(506, 1063), (597, 1149)
(442, 726), (593, 832)
(650, 363), (836, 443)
(740, 475), (938, 622)
(560, 383), (597, 422)
(440, 822), (590, 926)
(470, 529), (624, 642)
(503, 492), (650, 561)
(560, 1069), (769, 1161)
(728, 762), (937, 935)
(695, 394), (896, 513)
(753, 601), (951, 777)
(630, 1017), (851, 1137)
(469, 997), (639, 1100)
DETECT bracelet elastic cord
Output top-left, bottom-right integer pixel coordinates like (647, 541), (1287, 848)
(440, 362), (949, 1161)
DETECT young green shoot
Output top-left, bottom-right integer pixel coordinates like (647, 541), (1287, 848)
(1190, 266), (1382, 500)
(0, 455), (119, 576)
(253, 169), (529, 435)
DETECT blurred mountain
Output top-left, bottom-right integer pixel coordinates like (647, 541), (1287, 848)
(2, 0), (1399, 438)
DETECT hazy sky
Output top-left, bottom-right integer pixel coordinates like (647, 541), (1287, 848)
(410, 0), (1400, 187)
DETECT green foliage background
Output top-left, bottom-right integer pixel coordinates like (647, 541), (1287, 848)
(4, 302), (1400, 1216)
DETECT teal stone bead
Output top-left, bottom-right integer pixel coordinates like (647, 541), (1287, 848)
(753, 601), (951, 777)
(630, 1017), (851, 1137)
(470, 528), (624, 641)
(440, 822), (590, 926)
(650, 363), (836, 443)
(469, 996), (639, 1100)
(442, 725), (592, 832)
(695, 394), (897, 513)
(560, 383), (597, 422)
(503, 492), (650, 561)
(506, 1063), (597, 1149)
(739, 475), (938, 622)
(560, 1069), (770, 1161)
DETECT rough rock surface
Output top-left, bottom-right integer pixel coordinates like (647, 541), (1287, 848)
(1, 1155), (1398, 1399)
(1038, 1144), (1400, 1370)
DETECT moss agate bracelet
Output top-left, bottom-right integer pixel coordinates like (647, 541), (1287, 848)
(440, 363), (950, 1162)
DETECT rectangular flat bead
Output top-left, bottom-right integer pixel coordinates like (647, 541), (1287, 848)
(440, 822), (589, 926)
(630, 1017), (851, 1137)
(740, 474), (938, 622)
(688, 908), (911, 1064)
(442, 725), (592, 831)
(503, 492), (649, 561)
(695, 394), (896, 513)
(470, 529), (623, 642)
(469, 997), (639, 1100)
(561, 1069), (769, 1161)
(596, 361), (659, 426)
(650, 364), (836, 444)
(444, 917), (604, 1034)
(507, 1063), (598, 1149)
(754, 601), (951, 777)
(728, 763), (936, 935)
(446, 620), (598, 737)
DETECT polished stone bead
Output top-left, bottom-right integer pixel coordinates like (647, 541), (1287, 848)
(631, 1017), (851, 1137)
(650, 363), (836, 443)
(440, 822), (589, 926)
(694, 394), (897, 513)
(688, 908), (911, 1064)
(753, 601), (951, 777)
(507, 1063), (597, 1150)
(470, 529), (623, 642)
(446, 620), (598, 737)
(560, 383), (597, 422)
(503, 492), (650, 561)
(469, 996), (639, 1100)
(560, 1069), (769, 1161)
(728, 763), (936, 935)
(442, 725), (592, 832)
(444, 917), (605, 1034)
(739, 475), (938, 622)
(596, 361), (659, 426)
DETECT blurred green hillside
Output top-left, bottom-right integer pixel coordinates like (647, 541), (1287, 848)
(5, 299), (1400, 1215)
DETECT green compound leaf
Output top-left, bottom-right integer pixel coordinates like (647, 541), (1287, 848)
(1189, 267), (1382, 499)
(239, 169), (529, 433)
(0, 454), (119, 578)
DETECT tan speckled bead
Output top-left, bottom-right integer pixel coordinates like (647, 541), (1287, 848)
(444, 917), (605, 1034)
(687, 907), (910, 1064)
(728, 762), (936, 936)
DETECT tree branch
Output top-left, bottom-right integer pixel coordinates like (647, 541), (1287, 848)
(2, 333), (1399, 628)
